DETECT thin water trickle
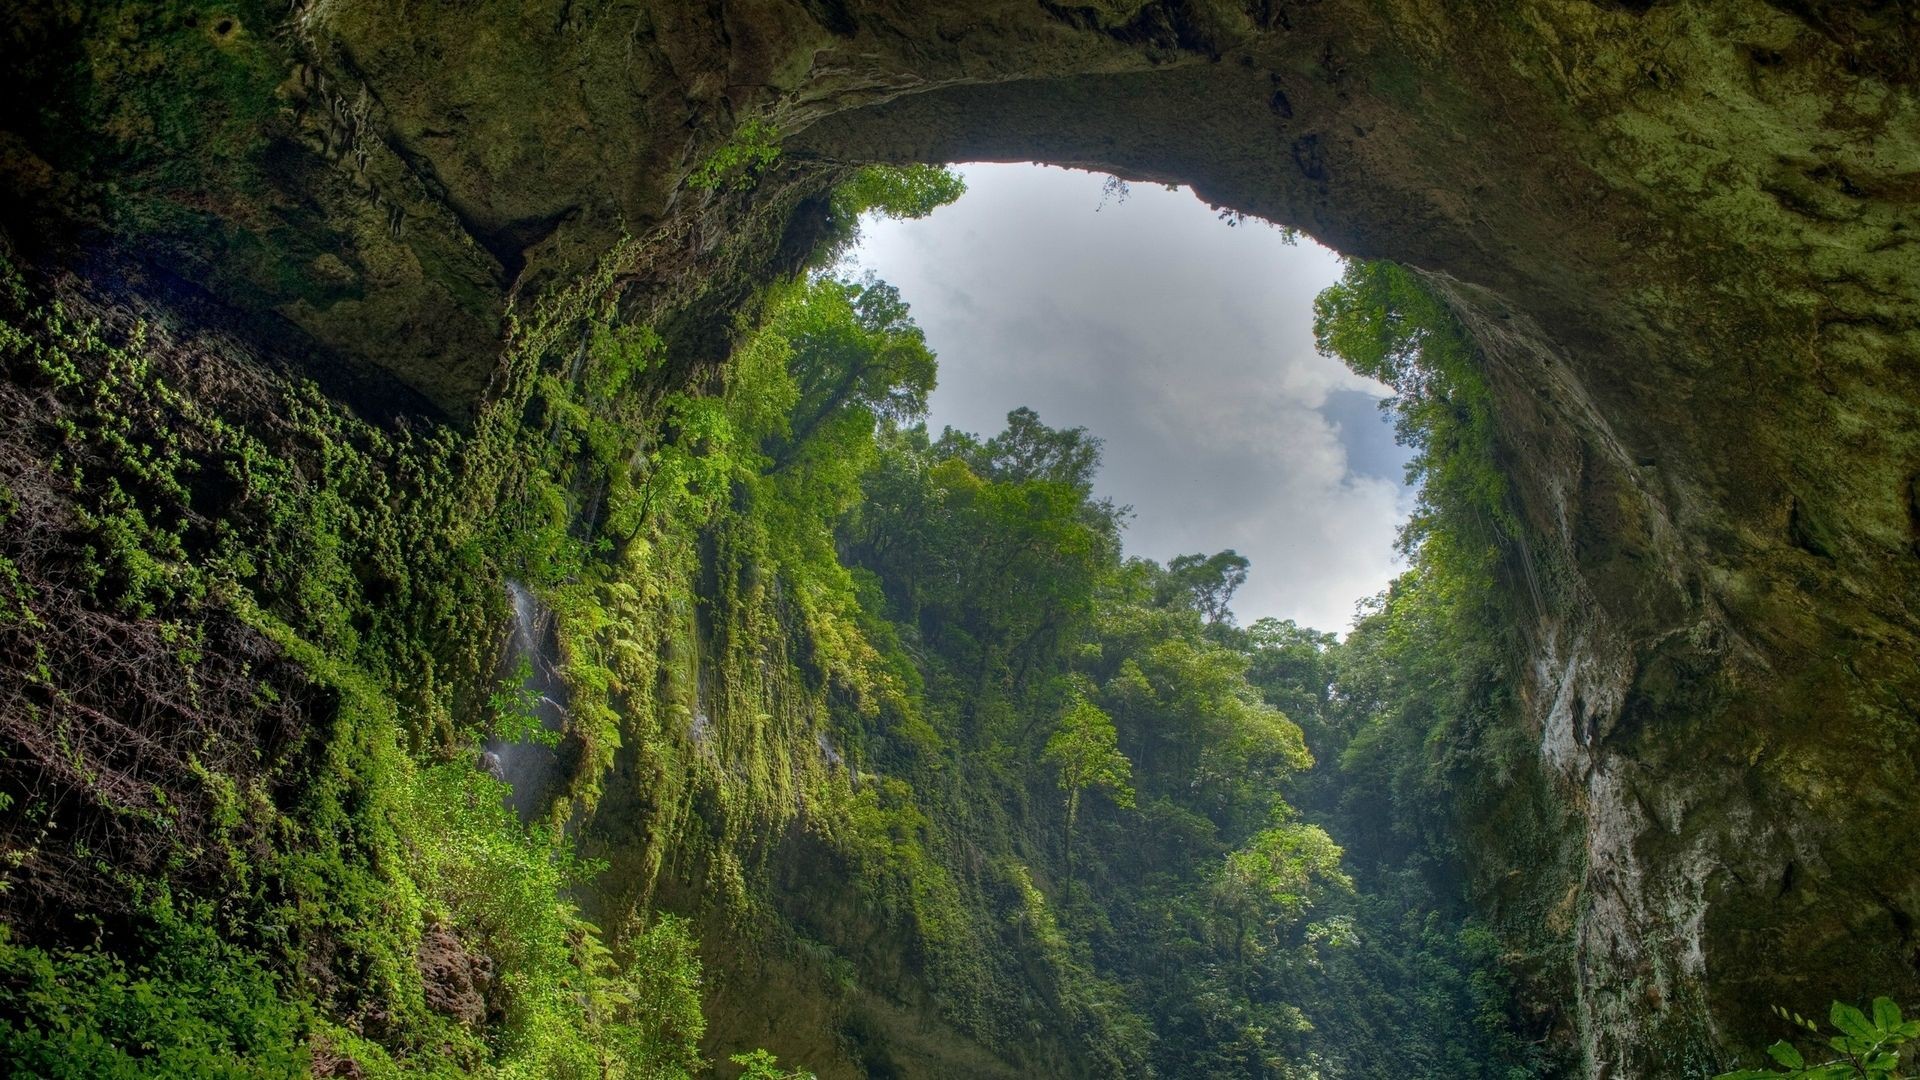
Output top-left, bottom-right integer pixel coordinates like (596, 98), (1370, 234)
(485, 580), (568, 822)
(686, 631), (716, 752)
(507, 580), (540, 655)
(815, 730), (843, 768)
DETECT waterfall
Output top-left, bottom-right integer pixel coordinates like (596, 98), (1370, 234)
(483, 580), (568, 822)
(815, 730), (843, 768)
(685, 616), (715, 753)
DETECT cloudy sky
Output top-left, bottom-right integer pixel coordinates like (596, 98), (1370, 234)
(845, 163), (1413, 633)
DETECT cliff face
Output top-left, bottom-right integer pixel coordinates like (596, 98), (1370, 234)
(4, 1), (1918, 1075)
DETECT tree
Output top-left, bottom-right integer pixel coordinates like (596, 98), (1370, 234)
(1238, 617), (1340, 781)
(845, 417), (1118, 678)
(1209, 821), (1351, 992)
(764, 276), (937, 471)
(1214, 823), (1350, 929)
(1311, 258), (1513, 561)
(932, 408), (1128, 555)
(1044, 696), (1135, 888)
(594, 915), (707, 1078)
(831, 164), (968, 223)
(938, 406), (1103, 491)
(1161, 550), (1252, 624)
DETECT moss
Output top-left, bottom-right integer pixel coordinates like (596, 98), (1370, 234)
(7, 0), (1920, 1070)
(0, 245), (739, 1075)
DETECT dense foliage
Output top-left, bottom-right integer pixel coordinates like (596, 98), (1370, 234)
(673, 253), (1559, 1076)
(0, 162), (965, 1078)
(1, 143), (1579, 1080)
(0, 247), (713, 1077)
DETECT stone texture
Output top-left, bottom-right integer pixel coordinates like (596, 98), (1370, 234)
(418, 923), (493, 1029)
(3, 1), (1917, 1075)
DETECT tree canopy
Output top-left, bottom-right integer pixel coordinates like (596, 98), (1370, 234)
(1160, 549), (1252, 624)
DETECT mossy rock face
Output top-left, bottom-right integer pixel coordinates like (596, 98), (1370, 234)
(4, 0), (1920, 1075)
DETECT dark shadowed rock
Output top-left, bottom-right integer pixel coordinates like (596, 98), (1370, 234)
(2, 2), (1916, 1075)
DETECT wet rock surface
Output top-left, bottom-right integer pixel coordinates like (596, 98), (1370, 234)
(3, 2), (1917, 1075)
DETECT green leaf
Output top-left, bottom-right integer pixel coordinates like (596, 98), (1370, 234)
(1766, 1040), (1806, 1069)
(1832, 1001), (1876, 1042)
(1872, 996), (1902, 1033)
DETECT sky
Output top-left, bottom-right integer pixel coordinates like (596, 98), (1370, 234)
(845, 163), (1414, 633)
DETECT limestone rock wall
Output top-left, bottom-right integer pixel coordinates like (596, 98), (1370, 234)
(4, 1), (1917, 1074)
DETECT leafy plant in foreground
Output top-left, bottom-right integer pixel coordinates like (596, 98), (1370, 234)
(1718, 999), (1918, 1079)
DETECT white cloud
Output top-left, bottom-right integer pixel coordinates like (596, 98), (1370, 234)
(847, 163), (1410, 633)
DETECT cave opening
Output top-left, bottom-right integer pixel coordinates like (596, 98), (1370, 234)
(841, 161), (1414, 633)
(607, 155), (1558, 1075)
(4, 3), (1917, 1076)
